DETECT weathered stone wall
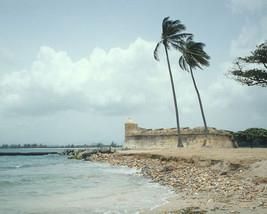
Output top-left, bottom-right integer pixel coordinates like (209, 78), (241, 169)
(122, 119), (237, 150)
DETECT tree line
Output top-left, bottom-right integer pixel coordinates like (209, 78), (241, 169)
(0, 141), (121, 149)
(233, 128), (267, 148)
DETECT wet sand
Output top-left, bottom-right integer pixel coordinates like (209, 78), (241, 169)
(89, 148), (267, 213)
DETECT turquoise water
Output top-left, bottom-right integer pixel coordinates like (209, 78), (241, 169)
(0, 149), (172, 214)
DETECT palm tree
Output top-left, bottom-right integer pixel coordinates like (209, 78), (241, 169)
(154, 17), (192, 147)
(178, 37), (210, 147)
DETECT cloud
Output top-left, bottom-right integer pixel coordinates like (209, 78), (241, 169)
(228, 0), (267, 58)
(230, 15), (267, 57)
(260, 16), (267, 42)
(229, 0), (267, 13)
(1, 37), (266, 134)
(0, 38), (169, 116)
(230, 25), (259, 57)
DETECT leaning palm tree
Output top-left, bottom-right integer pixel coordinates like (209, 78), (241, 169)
(154, 17), (192, 147)
(178, 37), (210, 147)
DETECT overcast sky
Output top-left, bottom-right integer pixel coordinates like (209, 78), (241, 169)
(0, 0), (266, 145)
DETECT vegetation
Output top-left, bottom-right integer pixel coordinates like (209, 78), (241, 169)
(178, 36), (210, 147)
(154, 16), (192, 147)
(154, 17), (210, 147)
(228, 41), (267, 87)
(0, 142), (121, 149)
(233, 128), (267, 148)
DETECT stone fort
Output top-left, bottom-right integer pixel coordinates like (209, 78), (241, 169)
(122, 118), (237, 150)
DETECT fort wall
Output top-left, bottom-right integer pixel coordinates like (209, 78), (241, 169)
(122, 119), (237, 150)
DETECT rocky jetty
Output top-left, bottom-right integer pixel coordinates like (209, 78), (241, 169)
(64, 147), (115, 160)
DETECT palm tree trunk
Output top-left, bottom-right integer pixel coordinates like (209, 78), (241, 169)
(164, 45), (183, 147)
(189, 67), (208, 147)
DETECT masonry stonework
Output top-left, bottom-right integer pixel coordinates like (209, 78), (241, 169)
(122, 118), (237, 150)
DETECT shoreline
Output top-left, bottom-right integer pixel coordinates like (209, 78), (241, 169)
(86, 148), (267, 213)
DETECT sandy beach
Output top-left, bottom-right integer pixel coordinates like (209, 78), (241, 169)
(88, 148), (267, 213)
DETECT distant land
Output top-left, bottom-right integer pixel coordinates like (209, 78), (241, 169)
(0, 142), (121, 149)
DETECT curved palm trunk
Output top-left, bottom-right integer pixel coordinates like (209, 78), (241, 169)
(164, 45), (183, 147)
(189, 67), (208, 147)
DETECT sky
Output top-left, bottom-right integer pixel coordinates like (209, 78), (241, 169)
(0, 0), (266, 146)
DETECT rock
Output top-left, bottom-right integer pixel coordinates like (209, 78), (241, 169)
(221, 171), (227, 176)
(259, 200), (265, 206)
(68, 155), (76, 159)
(230, 211), (240, 214)
(67, 147), (115, 160)
(206, 199), (214, 204)
(60, 149), (75, 155)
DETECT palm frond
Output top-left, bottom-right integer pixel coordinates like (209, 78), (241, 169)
(186, 55), (199, 69)
(154, 42), (162, 61)
(156, 17), (209, 71)
(177, 38), (210, 70)
(165, 23), (186, 38)
(161, 17), (188, 42)
(194, 54), (210, 67)
(179, 56), (184, 70)
(162, 17), (170, 34)
(179, 56), (189, 72)
(170, 33), (193, 41)
(172, 19), (181, 26)
(186, 36), (193, 42)
(169, 40), (180, 51)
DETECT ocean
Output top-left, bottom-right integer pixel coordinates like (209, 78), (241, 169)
(0, 149), (172, 214)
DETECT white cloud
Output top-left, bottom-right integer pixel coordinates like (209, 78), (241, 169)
(230, 25), (259, 57)
(229, 0), (267, 13)
(228, 0), (267, 58)
(230, 14), (267, 58)
(260, 16), (267, 42)
(0, 37), (266, 136)
(0, 38), (169, 116)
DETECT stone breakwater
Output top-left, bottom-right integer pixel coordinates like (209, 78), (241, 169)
(64, 148), (115, 160)
(86, 151), (266, 213)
